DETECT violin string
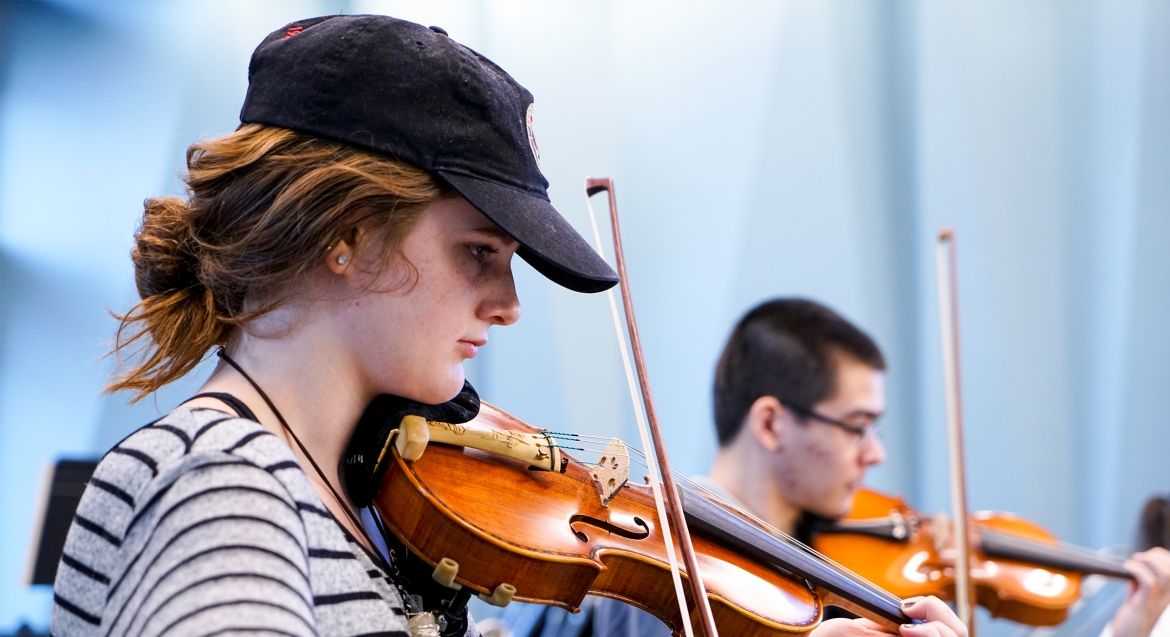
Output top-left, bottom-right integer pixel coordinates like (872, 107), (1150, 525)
(545, 443), (589, 453)
(543, 432), (623, 443)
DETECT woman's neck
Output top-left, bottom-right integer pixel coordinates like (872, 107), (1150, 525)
(194, 328), (371, 495)
(189, 329), (382, 555)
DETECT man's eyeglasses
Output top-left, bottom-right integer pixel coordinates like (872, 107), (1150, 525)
(779, 400), (880, 444)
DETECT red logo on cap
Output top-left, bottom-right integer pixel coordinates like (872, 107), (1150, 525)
(283, 26), (304, 39)
(526, 104), (542, 171)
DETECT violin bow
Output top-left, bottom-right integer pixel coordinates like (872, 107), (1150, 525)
(584, 178), (720, 637)
(935, 228), (976, 634)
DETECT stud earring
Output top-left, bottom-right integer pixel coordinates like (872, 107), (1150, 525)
(337, 254), (350, 266)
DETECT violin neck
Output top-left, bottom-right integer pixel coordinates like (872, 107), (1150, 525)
(978, 529), (1133, 580)
(816, 516), (1134, 580)
(678, 488), (911, 629)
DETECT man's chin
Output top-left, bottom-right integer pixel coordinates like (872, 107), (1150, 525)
(812, 495), (856, 521)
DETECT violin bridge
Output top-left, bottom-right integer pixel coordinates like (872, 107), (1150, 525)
(591, 438), (630, 507)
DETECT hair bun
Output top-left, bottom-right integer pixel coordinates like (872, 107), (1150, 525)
(132, 196), (201, 299)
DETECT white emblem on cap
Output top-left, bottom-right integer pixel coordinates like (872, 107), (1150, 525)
(526, 103), (542, 170)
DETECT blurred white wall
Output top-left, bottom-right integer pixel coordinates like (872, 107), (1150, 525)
(2, 1), (1167, 634)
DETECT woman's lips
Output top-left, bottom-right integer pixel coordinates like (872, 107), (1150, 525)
(459, 339), (486, 358)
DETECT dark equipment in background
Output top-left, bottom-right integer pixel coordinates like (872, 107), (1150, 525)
(26, 459), (98, 586)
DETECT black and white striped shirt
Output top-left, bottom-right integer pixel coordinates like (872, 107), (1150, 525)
(51, 405), (450, 636)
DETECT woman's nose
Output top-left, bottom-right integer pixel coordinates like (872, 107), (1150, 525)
(483, 270), (521, 327)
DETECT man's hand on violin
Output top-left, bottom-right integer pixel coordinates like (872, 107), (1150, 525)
(811, 596), (968, 637)
(1109, 546), (1170, 637)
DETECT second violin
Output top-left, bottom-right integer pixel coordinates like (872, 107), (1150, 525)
(812, 487), (1133, 626)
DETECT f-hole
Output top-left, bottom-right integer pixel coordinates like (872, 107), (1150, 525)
(569, 514), (651, 542)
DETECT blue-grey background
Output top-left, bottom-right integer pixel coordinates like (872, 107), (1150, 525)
(2, 1), (1167, 635)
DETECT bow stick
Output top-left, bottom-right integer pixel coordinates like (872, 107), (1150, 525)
(936, 228), (976, 634)
(585, 177), (719, 637)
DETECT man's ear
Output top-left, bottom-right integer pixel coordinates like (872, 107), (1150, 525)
(746, 395), (786, 452)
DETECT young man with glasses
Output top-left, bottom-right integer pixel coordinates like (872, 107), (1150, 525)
(489, 298), (953, 636)
(488, 297), (1170, 637)
(704, 297), (887, 541)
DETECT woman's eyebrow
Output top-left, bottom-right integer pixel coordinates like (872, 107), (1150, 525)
(466, 225), (520, 248)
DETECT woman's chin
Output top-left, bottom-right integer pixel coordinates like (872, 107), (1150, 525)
(420, 375), (466, 405)
(386, 368), (465, 406)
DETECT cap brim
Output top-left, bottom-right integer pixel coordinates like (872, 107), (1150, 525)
(438, 171), (619, 294)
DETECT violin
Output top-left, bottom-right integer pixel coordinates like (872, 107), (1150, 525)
(371, 402), (921, 636)
(811, 487), (1133, 626)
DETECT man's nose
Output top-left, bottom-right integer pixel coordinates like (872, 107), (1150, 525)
(860, 434), (886, 466)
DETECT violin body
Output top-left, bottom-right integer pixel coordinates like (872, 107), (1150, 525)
(813, 488), (1128, 626)
(375, 402), (825, 636)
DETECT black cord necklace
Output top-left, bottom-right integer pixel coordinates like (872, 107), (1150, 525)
(215, 348), (377, 553)
(215, 347), (470, 636)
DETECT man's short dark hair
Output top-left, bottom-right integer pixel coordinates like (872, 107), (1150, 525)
(712, 298), (886, 446)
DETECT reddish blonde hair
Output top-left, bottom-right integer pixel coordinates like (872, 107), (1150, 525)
(109, 124), (447, 400)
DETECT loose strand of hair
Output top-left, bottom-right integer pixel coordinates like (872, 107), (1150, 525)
(106, 287), (227, 401)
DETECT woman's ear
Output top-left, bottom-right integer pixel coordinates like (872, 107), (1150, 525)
(325, 239), (353, 275)
(746, 395), (786, 452)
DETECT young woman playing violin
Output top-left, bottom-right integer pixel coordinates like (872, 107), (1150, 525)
(50, 14), (623, 636)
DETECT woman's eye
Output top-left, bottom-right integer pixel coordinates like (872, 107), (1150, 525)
(470, 244), (497, 261)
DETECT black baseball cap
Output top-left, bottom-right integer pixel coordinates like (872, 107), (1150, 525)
(240, 14), (618, 293)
